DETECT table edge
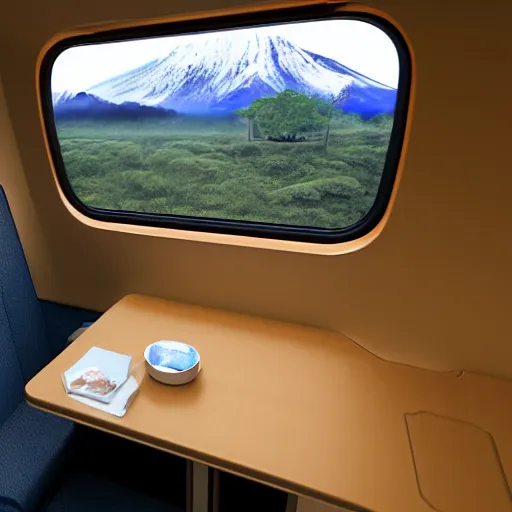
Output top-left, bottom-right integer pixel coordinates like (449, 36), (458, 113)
(24, 390), (370, 512)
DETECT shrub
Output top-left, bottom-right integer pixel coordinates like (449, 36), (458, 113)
(337, 145), (388, 176)
(147, 148), (195, 171)
(120, 170), (170, 199)
(314, 176), (365, 198)
(170, 156), (227, 178)
(272, 176), (364, 205)
(62, 152), (106, 178)
(314, 159), (352, 173)
(164, 140), (215, 155)
(256, 155), (296, 176)
(367, 114), (394, 126)
(234, 144), (264, 157)
(93, 141), (144, 169)
(271, 183), (322, 203)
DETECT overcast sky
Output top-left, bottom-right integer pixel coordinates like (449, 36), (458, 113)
(52, 19), (399, 93)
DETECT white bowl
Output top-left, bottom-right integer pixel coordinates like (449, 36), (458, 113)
(144, 340), (201, 385)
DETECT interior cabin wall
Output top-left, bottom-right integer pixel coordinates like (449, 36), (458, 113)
(0, 0), (511, 379)
(0, 77), (55, 295)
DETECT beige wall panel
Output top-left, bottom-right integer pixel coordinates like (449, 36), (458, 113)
(0, 0), (511, 378)
(0, 77), (55, 294)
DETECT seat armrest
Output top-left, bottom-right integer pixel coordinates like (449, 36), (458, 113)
(66, 322), (95, 347)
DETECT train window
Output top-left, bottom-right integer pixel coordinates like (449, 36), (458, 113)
(40, 6), (411, 244)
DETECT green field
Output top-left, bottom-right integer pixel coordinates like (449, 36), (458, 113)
(55, 114), (393, 229)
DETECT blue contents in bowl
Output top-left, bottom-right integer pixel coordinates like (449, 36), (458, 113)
(148, 343), (199, 371)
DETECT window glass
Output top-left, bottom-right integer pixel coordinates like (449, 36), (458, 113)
(47, 18), (404, 238)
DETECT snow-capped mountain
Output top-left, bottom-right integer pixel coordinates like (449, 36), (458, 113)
(80, 33), (396, 117)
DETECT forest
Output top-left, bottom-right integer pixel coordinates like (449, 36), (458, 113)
(55, 91), (394, 230)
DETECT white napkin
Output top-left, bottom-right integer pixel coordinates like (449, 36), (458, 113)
(63, 346), (132, 404)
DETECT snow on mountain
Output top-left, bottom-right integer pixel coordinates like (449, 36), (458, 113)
(81, 33), (396, 117)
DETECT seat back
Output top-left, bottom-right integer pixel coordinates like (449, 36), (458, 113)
(0, 186), (51, 387)
(0, 285), (25, 425)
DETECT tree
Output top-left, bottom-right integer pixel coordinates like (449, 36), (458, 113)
(236, 90), (328, 142)
(319, 84), (352, 154)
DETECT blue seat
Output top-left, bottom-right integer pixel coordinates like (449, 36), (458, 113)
(0, 188), (53, 381)
(0, 186), (76, 512)
(0, 403), (74, 512)
(0, 186), (184, 512)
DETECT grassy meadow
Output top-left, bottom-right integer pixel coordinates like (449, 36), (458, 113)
(55, 114), (393, 229)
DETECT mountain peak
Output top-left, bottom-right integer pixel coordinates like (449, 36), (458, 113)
(67, 33), (396, 117)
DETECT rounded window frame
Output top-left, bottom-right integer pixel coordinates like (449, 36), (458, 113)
(37, 2), (414, 255)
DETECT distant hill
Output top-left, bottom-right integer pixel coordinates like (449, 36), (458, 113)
(53, 92), (178, 120)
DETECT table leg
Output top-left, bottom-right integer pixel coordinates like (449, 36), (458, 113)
(187, 461), (214, 512)
(286, 494), (298, 512)
(211, 468), (220, 512)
